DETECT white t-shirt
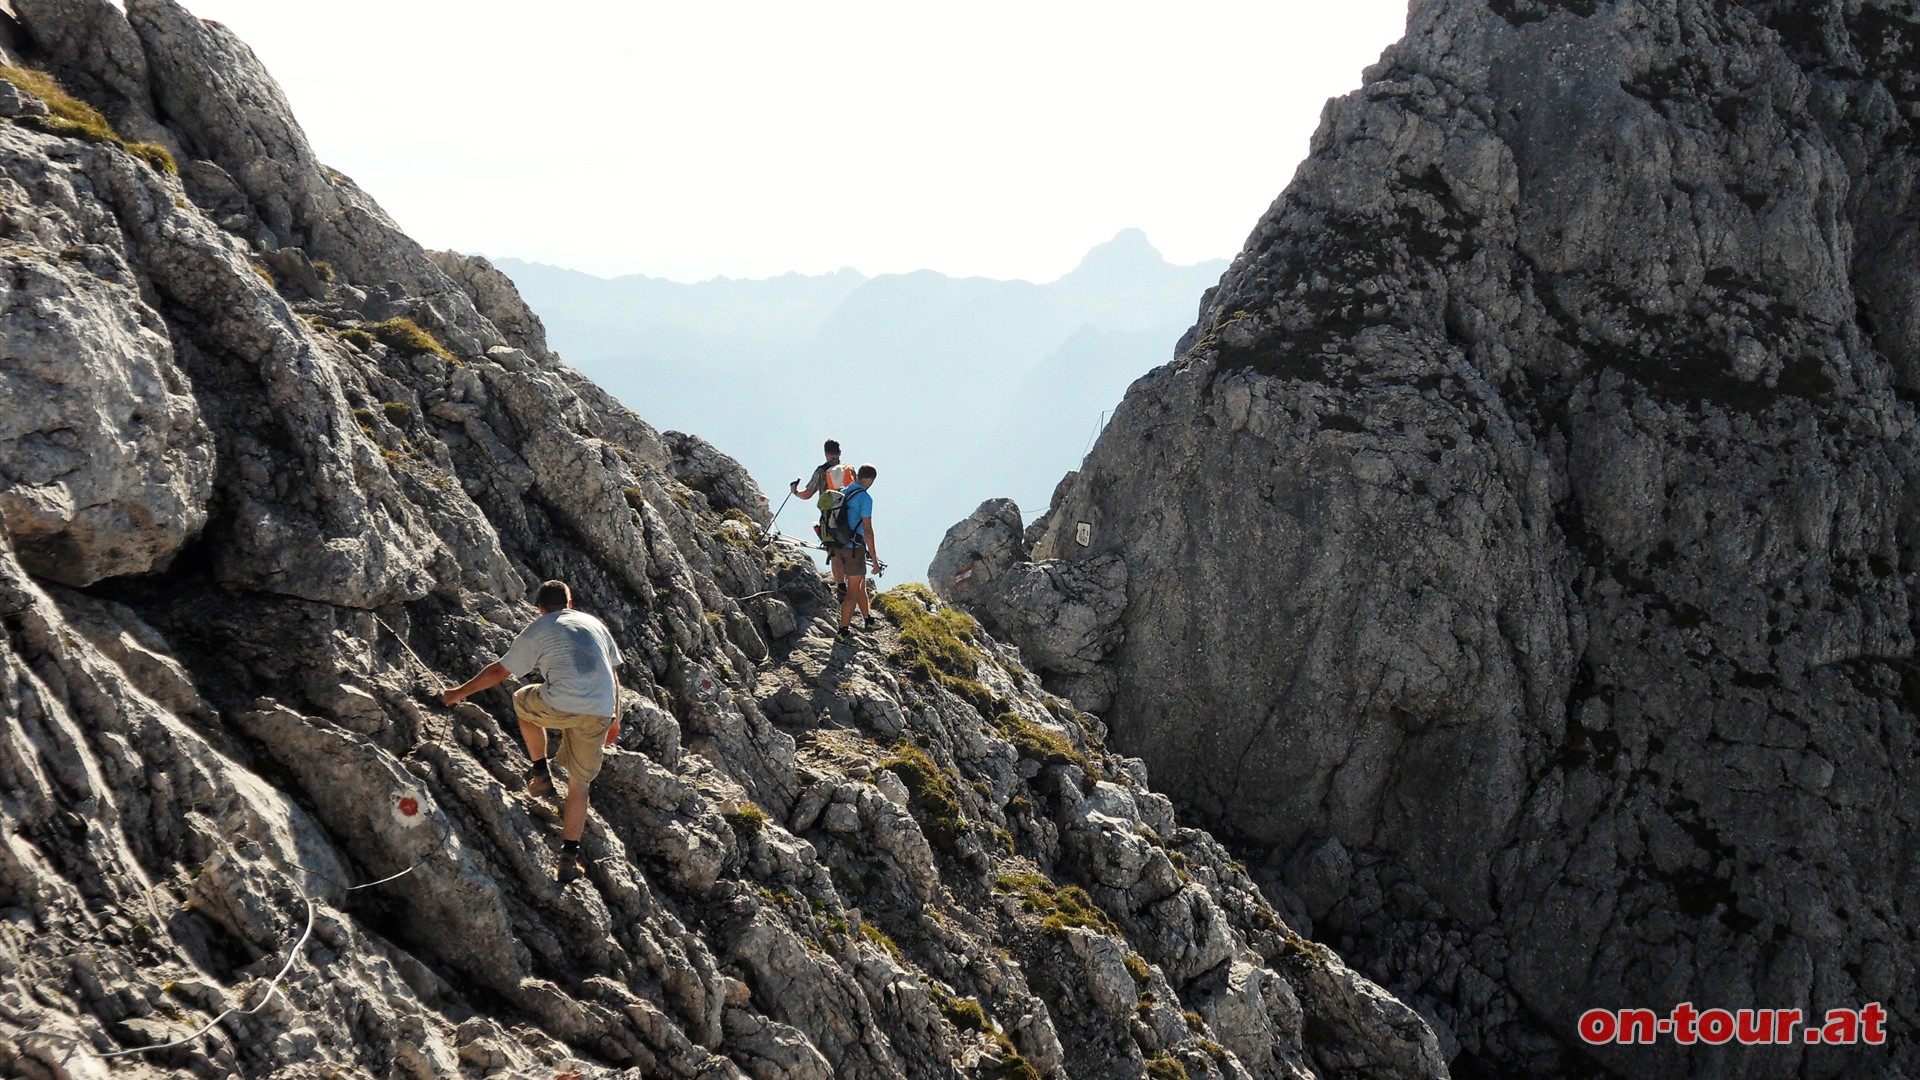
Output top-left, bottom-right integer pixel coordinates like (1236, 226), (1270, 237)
(499, 609), (622, 717)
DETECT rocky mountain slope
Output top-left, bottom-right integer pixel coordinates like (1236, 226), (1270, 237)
(0, 2), (1447, 1078)
(937, 0), (1917, 1077)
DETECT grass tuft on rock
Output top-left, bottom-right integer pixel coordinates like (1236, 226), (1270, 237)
(875, 584), (1007, 717)
(367, 317), (456, 362)
(1146, 1053), (1190, 1080)
(1, 66), (176, 173)
(857, 922), (904, 962)
(995, 712), (1084, 767)
(939, 995), (988, 1032)
(983, 1036), (1042, 1080)
(723, 803), (769, 839)
(993, 870), (1119, 936)
(877, 741), (966, 854)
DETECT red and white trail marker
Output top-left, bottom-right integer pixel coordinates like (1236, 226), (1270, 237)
(392, 793), (428, 828)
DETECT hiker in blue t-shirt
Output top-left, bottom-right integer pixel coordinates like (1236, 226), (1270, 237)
(833, 463), (885, 641)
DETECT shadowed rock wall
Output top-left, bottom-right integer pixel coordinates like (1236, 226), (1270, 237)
(940, 1), (1918, 1076)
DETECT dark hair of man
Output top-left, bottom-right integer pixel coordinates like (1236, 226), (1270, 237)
(857, 464), (877, 480)
(536, 580), (571, 611)
(824, 439), (841, 457)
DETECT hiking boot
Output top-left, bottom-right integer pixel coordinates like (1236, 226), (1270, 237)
(837, 624), (854, 643)
(863, 614), (877, 632)
(523, 763), (554, 799)
(557, 854), (586, 884)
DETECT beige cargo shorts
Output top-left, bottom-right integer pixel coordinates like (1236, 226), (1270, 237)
(513, 684), (612, 784)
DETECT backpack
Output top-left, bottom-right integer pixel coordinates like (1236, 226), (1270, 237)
(814, 461), (855, 512)
(823, 483), (865, 547)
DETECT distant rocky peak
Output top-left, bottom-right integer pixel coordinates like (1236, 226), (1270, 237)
(1066, 227), (1164, 272)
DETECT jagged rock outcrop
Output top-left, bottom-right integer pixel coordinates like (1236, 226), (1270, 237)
(0, 3), (1446, 1078)
(930, 499), (1128, 710)
(946, 1), (1918, 1077)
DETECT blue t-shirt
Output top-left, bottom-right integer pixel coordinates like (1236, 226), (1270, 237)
(844, 484), (873, 543)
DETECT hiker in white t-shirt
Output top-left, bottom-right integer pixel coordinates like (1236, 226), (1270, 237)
(442, 579), (621, 884)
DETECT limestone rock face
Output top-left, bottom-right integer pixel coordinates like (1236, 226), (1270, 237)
(964, 1), (1919, 1076)
(0, 4), (1442, 1080)
(0, 173), (212, 583)
(932, 499), (1128, 710)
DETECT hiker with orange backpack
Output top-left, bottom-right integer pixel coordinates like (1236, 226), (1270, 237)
(790, 438), (856, 600)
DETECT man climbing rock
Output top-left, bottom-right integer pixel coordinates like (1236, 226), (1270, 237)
(831, 464), (885, 641)
(790, 438), (855, 602)
(442, 580), (622, 884)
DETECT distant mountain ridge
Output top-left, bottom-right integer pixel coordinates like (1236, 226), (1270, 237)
(491, 261), (869, 362)
(495, 231), (1230, 580)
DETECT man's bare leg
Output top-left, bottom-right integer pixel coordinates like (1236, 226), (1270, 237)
(841, 572), (865, 627)
(561, 780), (590, 842)
(519, 717), (549, 762)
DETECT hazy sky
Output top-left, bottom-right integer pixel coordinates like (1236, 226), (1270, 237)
(174, 1), (1409, 282)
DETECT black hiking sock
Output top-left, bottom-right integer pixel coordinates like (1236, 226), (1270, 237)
(523, 757), (555, 797)
(561, 839), (581, 857)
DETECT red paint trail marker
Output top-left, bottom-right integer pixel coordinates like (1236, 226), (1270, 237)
(392, 792), (428, 829)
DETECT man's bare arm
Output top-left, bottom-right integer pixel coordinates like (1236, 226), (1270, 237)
(604, 675), (623, 747)
(443, 662), (510, 705)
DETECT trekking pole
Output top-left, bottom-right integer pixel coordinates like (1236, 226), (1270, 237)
(766, 480), (799, 540)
